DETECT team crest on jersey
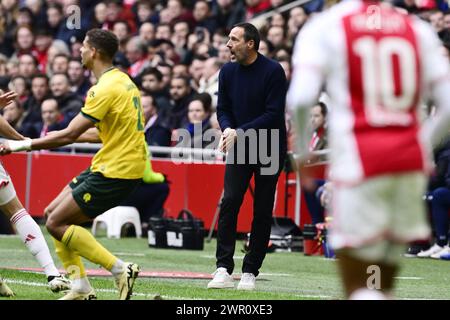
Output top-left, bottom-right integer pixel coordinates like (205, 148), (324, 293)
(83, 193), (92, 203)
(89, 91), (95, 98)
(72, 177), (78, 184)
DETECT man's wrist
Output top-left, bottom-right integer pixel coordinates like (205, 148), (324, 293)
(8, 139), (32, 152)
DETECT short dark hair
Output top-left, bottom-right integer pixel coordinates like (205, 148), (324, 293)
(233, 22), (260, 51)
(86, 29), (119, 61)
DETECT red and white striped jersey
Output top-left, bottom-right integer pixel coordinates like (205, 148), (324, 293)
(288, 0), (450, 184)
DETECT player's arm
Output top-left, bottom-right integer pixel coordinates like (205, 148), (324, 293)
(1, 113), (95, 153)
(287, 18), (326, 158)
(0, 116), (26, 140)
(76, 127), (101, 143)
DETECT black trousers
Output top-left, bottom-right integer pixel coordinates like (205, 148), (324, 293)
(216, 161), (283, 276)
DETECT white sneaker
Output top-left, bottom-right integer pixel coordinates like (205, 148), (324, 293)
(237, 273), (256, 291)
(48, 275), (71, 293)
(417, 244), (443, 258)
(430, 245), (450, 259)
(207, 267), (234, 289)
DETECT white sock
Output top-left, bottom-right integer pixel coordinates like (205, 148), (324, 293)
(72, 277), (92, 293)
(110, 259), (125, 277)
(10, 209), (60, 278)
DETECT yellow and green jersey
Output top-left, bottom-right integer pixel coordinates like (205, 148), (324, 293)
(81, 67), (146, 179)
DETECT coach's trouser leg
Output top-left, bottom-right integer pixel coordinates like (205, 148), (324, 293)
(242, 170), (280, 277)
(216, 164), (253, 275)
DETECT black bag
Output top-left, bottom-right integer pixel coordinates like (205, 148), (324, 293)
(147, 209), (204, 250)
(244, 217), (303, 253)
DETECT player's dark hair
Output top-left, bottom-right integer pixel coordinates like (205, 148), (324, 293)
(86, 29), (119, 62)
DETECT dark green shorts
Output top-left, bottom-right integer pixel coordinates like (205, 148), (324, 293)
(70, 168), (141, 218)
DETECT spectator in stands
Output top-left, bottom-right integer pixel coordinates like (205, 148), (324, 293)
(267, 25), (286, 49)
(113, 20), (131, 44)
(138, 22), (156, 43)
(164, 75), (195, 130)
(198, 57), (222, 110)
(142, 93), (171, 148)
(18, 53), (38, 78)
(172, 20), (191, 62)
(173, 63), (190, 78)
(68, 58), (90, 98)
(156, 62), (173, 92)
(125, 36), (148, 78)
(208, 23), (287, 291)
(140, 66), (171, 111)
(9, 75), (29, 104)
(39, 98), (68, 136)
(175, 92), (218, 150)
(34, 28), (54, 74)
(188, 57), (206, 91)
(46, 3), (64, 36)
(21, 74), (51, 129)
(417, 135), (450, 258)
(49, 73), (83, 121)
(134, 0), (158, 27)
(212, 0), (246, 32)
(193, 0), (217, 34)
(287, 6), (308, 41)
(50, 54), (70, 75)
(14, 26), (37, 59)
(3, 98), (25, 132)
(155, 23), (172, 41)
(303, 102), (328, 225)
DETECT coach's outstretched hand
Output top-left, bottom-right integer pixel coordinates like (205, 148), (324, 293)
(0, 91), (18, 109)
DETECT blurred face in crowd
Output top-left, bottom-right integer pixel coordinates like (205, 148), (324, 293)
(137, 3), (152, 22)
(193, 1), (209, 22)
(113, 22), (129, 42)
(50, 74), (70, 97)
(141, 73), (160, 92)
(156, 25), (172, 40)
(31, 76), (49, 101)
(217, 0), (233, 9)
(202, 58), (219, 80)
(157, 65), (172, 88)
(139, 22), (155, 42)
(167, 0), (182, 20)
(52, 55), (69, 74)
(267, 26), (285, 48)
(212, 33), (227, 50)
(9, 77), (28, 97)
(17, 27), (34, 51)
(17, 10), (33, 27)
(106, 2), (121, 22)
(310, 104), (326, 131)
(68, 60), (85, 84)
(189, 59), (204, 82)
(188, 99), (207, 124)
(271, 12), (285, 27)
(41, 98), (60, 126)
(218, 43), (231, 62)
(227, 26), (253, 64)
(2, 0), (17, 10)
(170, 78), (190, 101)
(141, 95), (157, 123)
(430, 11), (445, 33)
(47, 7), (63, 28)
(18, 54), (37, 77)
(289, 7), (308, 29)
(3, 100), (23, 126)
(35, 34), (53, 52)
(173, 21), (190, 43)
(95, 2), (107, 24)
(125, 39), (143, 64)
(172, 64), (188, 78)
(258, 40), (269, 56)
(444, 13), (450, 29)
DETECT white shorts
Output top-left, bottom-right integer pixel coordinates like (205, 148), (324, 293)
(0, 164), (16, 206)
(329, 172), (430, 262)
